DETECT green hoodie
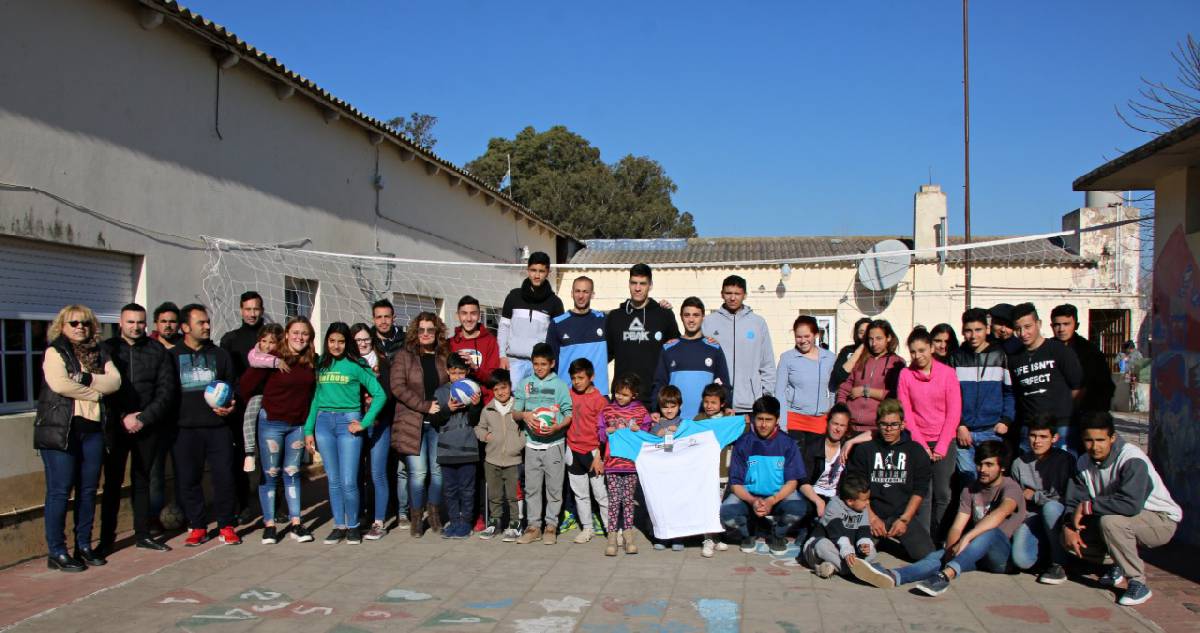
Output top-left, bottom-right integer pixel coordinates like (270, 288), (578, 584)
(304, 356), (386, 436)
(514, 370), (573, 447)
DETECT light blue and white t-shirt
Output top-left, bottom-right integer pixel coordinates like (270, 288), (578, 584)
(609, 416), (744, 539)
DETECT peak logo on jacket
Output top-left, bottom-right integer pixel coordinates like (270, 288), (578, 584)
(871, 450), (908, 487)
(623, 317), (661, 343)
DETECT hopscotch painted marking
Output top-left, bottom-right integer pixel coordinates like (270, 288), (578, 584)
(535, 595), (591, 613)
(693, 599), (739, 633)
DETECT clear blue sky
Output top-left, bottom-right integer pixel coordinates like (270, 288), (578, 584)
(184, 0), (1196, 238)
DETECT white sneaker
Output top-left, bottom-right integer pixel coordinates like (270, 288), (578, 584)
(816, 562), (837, 578)
(501, 527), (521, 542)
(573, 528), (594, 544)
(715, 540), (728, 551)
(701, 539), (716, 558)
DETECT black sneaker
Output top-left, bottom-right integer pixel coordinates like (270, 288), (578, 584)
(290, 523), (314, 543)
(915, 572), (952, 597)
(345, 527), (362, 544)
(1038, 564), (1067, 585)
(323, 528), (346, 545)
(739, 536), (757, 553)
(261, 526), (278, 545)
(1099, 565), (1125, 588)
(767, 536), (788, 556)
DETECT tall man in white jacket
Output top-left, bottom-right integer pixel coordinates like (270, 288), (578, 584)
(702, 275), (776, 414)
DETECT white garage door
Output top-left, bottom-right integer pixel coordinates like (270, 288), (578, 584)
(0, 235), (136, 321)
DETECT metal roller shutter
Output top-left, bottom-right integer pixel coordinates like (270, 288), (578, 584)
(0, 235), (136, 321)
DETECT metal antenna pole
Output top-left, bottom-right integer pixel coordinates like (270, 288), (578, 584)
(963, 0), (973, 310)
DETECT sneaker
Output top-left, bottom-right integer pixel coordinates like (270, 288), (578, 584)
(365, 522), (386, 541)
(515, 526), (542, 545)
(480, 521), (499, 540)
(849, 558), (897, 589)
(1118, 580), (1153, 606)
(558, 511), (578, 533)
(219, 526), (241, 545)
(542, 525), (558, 545)
(653, 542), (667, 551)
(345, 527), (362, 544)
(458, 520), (473, 539)
(1099, 565), (1125, 588)
(593, 516), (606, 536)
(701, 539), (716, 558)
(915, 572), (951, 597)
(323, 528), (346, 545)
(816, 562), (838, 579)
(715, 541), (728, 551)
(185, 528), (210, 547)
(573, 528), (594, 544)
(617, 531), (625, 547)
(441, 521), (458, 539)
(1037, 564), (1067, 585)
(768, 536), (788, 556)
(290, 523), (314, 543)
(261, 526), (278, 545)
(502, 521), (521, 542)
(671, 542), (685, 552)
(474, 515), (486, 533)
(396, 512), (411, 529)
(740, 536), (757, 553)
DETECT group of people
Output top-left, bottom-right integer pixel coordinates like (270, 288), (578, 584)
(35, 252), (1180, 608)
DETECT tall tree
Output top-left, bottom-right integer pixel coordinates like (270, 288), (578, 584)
(465, 125), (697, 239)
(1118, 34), (1200, 134)
(386, 112), (439, 149)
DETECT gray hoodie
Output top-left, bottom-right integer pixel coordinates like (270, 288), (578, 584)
(1064, 436), (1182, 522)
(702, 304), (776, 412)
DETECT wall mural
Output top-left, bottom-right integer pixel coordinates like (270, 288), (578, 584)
(1149, 225), (1200, 543)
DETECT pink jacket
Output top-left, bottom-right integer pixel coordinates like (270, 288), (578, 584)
(897, 361), (962, 457)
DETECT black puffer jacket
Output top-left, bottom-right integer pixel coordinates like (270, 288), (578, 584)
(102, 335), (178, 430)
(34, 338), (113, 451)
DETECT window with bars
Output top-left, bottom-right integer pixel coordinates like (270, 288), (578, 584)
(284, 277), (318, 320)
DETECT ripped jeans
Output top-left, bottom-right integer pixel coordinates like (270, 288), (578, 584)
(257, 414), (305, 523)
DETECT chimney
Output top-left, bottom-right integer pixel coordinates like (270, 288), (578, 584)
(914, 184), (946, 253)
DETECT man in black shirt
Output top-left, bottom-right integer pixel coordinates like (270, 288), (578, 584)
(217, 290), (264, 517)
(370, 298), (404, 359)
(1050, 304), (1115, 414)
(604, 263), (680, 405)
(846, 399), (934, 561)
(1008, 303), (1083, 451)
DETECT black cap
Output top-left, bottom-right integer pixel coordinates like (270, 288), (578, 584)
(989, 303), (1014, 326)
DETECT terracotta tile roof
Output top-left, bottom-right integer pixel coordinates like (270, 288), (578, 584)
(138, 0), (575, 241)
(568, 236), (1091, 267)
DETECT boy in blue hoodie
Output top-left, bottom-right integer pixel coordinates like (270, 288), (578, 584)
(720, 396), (809, 555)
(513, 343), (574, 544)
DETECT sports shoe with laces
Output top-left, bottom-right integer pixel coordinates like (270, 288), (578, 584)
(515, 525), (542, 544)
(915, 572), (951, 597)
(849, 557), (897, 589)
(1037, 564), (1067, 585)
(1118, 580), (1153, 606)
(768, 536), (788, 556)
(290, 523), (314, 543)
(323, 528), (345, 545)
(592, 516), (606, 536)
(219, 526), (241, 545)
(739, 536), (757, 553)
(502, 521), (521, 542)
(701, 539), (716, 558)
(1099, 565), (1125, 588)
(260, 526), (278, 545)
(345, 527), (362, 544)
(558, 511), (578, 533)
(185, 528), (210, 547)
(479, 521), (499, 540)
(573, 528), (594, 544)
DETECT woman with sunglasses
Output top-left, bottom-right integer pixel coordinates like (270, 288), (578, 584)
(36, 305), (122, 572)
(389, 312), (449, 537)
(351, 322), (394, 540)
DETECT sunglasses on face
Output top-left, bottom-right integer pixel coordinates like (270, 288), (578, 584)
(417, 327), (437, 334)
(66, 321), (92, 328)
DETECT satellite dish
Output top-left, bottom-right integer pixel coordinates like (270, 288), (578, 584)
(858, 239), (911, 291)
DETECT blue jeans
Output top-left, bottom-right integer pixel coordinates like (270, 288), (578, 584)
(41, 425), (105, 556)
(313, 411), (364, 528)
(720, 491), (809, 539)
(442, 462), (477, 524)
(364, 421), (391, 523)
(257, 415), (305, 523)
(894, 527), (1013, 585)
(1011, 499), (1066, 569)
(955, 430), (1001, 482)
(405, 422), (442, 509)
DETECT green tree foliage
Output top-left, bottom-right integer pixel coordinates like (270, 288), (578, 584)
(386, 112), (439, 149)
(465, 126), (696, 239)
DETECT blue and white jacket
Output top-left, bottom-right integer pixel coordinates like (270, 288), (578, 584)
(546, 309), (609, 395)
(948, 344), (1015, 432)
(651, 336), (730, 417)
(728, 428), (807, 498)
